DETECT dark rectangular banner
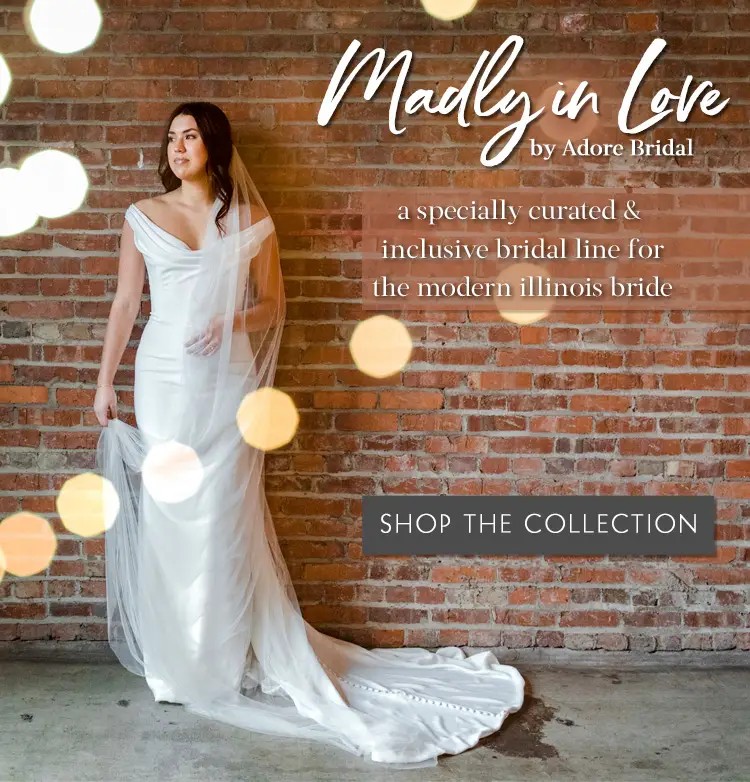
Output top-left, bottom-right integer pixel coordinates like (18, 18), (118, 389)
(362, 495), (716, 556)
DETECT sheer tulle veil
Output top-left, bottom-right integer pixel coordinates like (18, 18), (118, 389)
(96, 145), (436, 769)
(97, 142), (291, 680)
(96, 144), (524, 770)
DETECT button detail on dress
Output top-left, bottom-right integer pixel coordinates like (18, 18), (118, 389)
(320, 661), (500, 718)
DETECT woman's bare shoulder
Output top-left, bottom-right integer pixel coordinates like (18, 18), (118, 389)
(133, 195), (169, 217)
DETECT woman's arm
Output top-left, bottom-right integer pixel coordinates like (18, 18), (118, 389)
(94, 219), (145, 425)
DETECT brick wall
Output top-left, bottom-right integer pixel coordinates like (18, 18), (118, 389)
(0, 1), (747, 654)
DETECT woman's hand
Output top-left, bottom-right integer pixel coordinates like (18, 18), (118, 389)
(185, 314), (225, 356)
(94, 385), (118, 427)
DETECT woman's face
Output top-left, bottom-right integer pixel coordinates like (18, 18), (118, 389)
(167, 114), (209, 182)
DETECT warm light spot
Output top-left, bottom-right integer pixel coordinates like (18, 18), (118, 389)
(495, 262), (554, 325)
(0, 54), (11, 104)
(56, 472), (120, 537)
(0, 167), (38, 236)
(0, 512), (57, 577)
(499, 310), (550, 325)
(420, 0), (478, 21)
(142, 441), (205, 504)
(236, 387), (299, 451)
(0, 546), (6, 583)
(19, 149), (88, 219)
(25, 0), (102, 54)
(349, 315), (412, 378)
(537, 79), (600, 143)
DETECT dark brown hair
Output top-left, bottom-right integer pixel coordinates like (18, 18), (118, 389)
(157, 101), (234, 237)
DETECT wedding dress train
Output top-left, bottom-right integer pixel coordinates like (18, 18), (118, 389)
(97, 154), (524, 769)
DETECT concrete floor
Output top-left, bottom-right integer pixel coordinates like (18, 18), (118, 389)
(0, 650), (747, 782)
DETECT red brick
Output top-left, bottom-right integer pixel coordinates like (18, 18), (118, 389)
(726, 460), (750, 478)
(0, 6), (747, 654)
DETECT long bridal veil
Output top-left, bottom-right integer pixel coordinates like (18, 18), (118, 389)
(96, 145), (416, 764)
(97, 145), (524, 769)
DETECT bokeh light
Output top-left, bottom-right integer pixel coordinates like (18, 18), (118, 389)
(0, 167), (38, 236)
(236, 387), (299, 451)
(19, 149), (88, 218)
(0, 512), (57, 577)
(0, 54), (11, 104)
(0, 546), (6, 583)
(142, 440), (205, 504)
(495, 262), (554, 325)
(25, 0), (102, 54)
(56, 472), (120, 537)
(499, 309), (550, 326)
(537, 79), (600, 143)
(421, 0), (478, 21)
(349, 315), (412, 378)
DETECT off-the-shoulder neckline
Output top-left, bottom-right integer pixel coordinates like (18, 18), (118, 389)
(128, 198), (220, 253)
(128, 200), (273, 252)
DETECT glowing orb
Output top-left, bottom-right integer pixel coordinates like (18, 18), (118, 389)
(537, 79), (600, 143)
(26, 0), (102, 54)
(19, 149), (88, 219)
(142, 441), (205, 504)
(420, 0), (477, 21)
(0, 512), (57, 577)
(236, 387), (299, 451)
(0, 54), (11, 104)
(56, 472), (120, 536)
(349, 315), (412, 378)
(0, 167), (38, 236)
(495, 262), (554, 325)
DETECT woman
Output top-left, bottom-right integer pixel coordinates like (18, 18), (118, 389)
(95, 101), (525, 769)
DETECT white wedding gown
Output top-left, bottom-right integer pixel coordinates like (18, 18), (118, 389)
(97, 198), (525, 770)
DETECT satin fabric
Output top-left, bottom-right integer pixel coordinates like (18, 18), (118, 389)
(97, 200), (525, 769)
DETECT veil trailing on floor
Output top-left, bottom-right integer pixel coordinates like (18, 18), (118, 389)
(97, 145), (524, 769)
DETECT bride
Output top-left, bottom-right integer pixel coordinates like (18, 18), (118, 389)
(94, 101), (525, 769)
